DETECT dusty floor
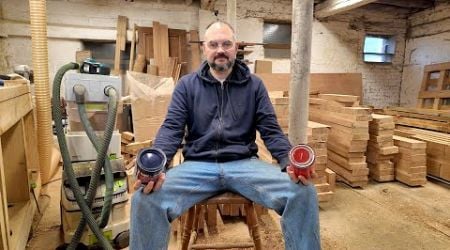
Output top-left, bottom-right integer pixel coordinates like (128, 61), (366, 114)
(26, 176), (449, 250)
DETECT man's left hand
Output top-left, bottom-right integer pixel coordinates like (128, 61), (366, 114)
(286, 165), (317, 185)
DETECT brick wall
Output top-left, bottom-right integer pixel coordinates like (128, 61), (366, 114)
(401, 2), (450, 107)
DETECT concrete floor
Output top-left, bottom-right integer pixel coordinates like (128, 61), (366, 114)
(26, 176), (450, 249)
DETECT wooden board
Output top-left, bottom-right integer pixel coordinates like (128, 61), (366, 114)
(254, 60), (272, 73)
(0, 85), (32, 135)
(113, 15), (128, 75)
(256, 73), (363, 98)
(189, 30), (202, 72)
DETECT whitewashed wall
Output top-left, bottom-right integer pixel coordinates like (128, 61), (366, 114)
(233, 1), (409, 108)
(401, 2), (450, 107)
(0, 0), (199, 84)
(1, 0), (445, 108)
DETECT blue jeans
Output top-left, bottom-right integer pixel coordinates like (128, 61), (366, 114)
(130, 158), (321, 250)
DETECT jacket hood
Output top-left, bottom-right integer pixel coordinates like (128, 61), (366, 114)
(197, 59), (251, 84)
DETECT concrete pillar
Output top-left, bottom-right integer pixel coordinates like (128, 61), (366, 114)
(227, 0), (237, 31)
(288, 0), (314, 145)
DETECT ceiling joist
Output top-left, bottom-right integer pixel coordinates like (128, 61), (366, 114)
(315, 0), (377, 19)
(375, 0), (434, 9)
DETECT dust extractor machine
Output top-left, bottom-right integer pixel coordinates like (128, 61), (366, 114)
(53, 62), (129, 249)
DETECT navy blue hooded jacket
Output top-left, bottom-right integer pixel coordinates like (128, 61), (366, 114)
(153, 60), (292, 170)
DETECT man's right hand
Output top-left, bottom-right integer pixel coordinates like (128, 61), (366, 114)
(133, 173), (166, 194)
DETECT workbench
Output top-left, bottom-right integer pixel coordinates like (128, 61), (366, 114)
(0, 84), (40, 250)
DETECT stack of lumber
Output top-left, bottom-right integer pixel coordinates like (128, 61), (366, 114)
(395, 126), (450, 182)
(256, 121), (335, 202)
(269, 91), (289, 132)
(392, 135), (427, 186)
(382, 106), (450, 133)
(308, 94), (372, 188)
(308, 121), (335, 202)
(120, 131), (152, 193)
(129, 21), (189, 81)
(366, 114), (398, 182)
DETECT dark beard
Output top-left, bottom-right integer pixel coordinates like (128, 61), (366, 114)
(209, 59), (234, 72)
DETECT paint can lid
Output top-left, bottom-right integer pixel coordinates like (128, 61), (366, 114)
(289, 144), (315, 169)
(136, 148), (167, 175)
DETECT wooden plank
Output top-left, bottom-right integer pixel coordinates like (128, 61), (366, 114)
(0, 85), (29, 103)
(393, 135), (427, 149)
(168, 29), (188, 76)
(129, 24), (137, 71)
(315, 0), (377, 19)
(255, 73), (363, 98)
(254, 60), (272, 73)
(189, 30), (201, 72)
(75, 50), (91, 65)
(0, 139), (10, 250)
(121, 131), (135, 142)
(419, 90), (450, 99)
(2, 122), (29, 203)
(317, 94), (359, 104)
(153, 22), (170, 69)
(393, 116), (450, 133)
(22, 112), (40, 174)
(136, 26), (154, 61)
(8, 201), (35, 250)
(113, 15), (128, 75)
(0, 89), (32, 135)
(122, 140), (152, 155)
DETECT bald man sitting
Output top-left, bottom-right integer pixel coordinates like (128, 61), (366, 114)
(130, 21), (320, 250)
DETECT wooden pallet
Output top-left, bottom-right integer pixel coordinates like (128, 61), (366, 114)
(417, 62), (450, 110)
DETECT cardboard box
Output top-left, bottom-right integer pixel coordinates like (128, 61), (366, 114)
(127, 71), (174, 142)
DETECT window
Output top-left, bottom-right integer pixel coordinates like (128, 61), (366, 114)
(263, 22), (291, 59)
(363, 35), (396, 63)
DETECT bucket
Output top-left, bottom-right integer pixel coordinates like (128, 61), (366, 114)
(136, 148), (167, 184)
(288, 144), (315, 178)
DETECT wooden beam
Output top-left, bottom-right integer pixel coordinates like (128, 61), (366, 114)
(315, 0), (377, 19)
(201, 0), (216, 10)
(375, 0), (434, 9)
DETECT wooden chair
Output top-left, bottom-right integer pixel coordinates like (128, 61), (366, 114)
(180, 192), (263, 250)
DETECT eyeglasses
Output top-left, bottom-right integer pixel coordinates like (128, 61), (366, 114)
(204, 40), (235, 50)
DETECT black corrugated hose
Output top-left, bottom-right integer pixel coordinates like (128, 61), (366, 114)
(52, 62), (113, 250)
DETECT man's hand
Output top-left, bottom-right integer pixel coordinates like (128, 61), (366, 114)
(133, 173), (166, 194)
(286, 165), (317, 185)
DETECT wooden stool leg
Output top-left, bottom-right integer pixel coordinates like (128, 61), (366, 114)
(181, 206), (196, 250)
(245, 203), (263, 250)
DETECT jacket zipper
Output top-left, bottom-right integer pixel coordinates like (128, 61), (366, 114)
(216, 83), (225, 159)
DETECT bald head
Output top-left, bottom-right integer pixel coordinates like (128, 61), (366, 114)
(204, 21), (236, 41)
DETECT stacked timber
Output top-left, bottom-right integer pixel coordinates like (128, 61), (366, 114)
(269, 92), (289, 132)
(382, 106), (450, 133)
(366, 114), (398, 182)
(395, 126), (450, 182)
(256, 121), (335, 202)
(308, 121), (335, 202)
(120, 131), (152, 193)
(309, 94), (371, 188)
(392, 135), (427, 186)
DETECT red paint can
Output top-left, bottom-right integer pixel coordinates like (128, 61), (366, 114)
(288, 144), (315, 178)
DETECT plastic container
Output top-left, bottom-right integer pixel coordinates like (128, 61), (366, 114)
(289, 144), (315, 178)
